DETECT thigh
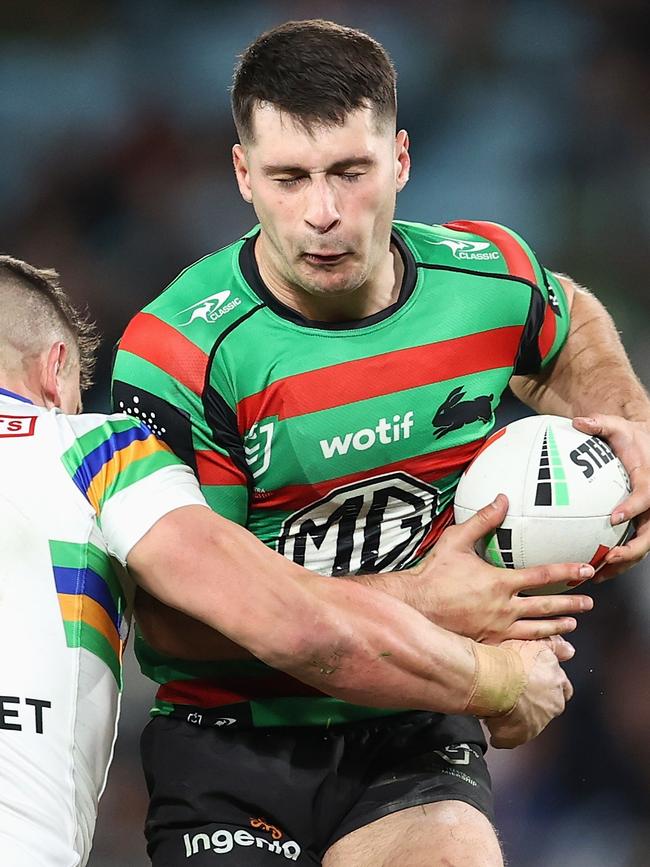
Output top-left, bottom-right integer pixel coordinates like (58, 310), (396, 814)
(323, 801), (503, 867)
(141, 716), (320, 866)
(328, 714), (493, 851)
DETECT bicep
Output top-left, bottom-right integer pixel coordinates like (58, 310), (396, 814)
(125, 505), (315, 658)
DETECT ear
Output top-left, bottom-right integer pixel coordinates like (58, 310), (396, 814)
(395, 129), (410, 192)
(447, 387), (465, 406)
(41, 341), (68, 409)
(232, 144), (253, 204)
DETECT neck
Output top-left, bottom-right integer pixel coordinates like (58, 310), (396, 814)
(0, 383), (36, 403)
(0, 369), (45, 408)
(255, 235), (405, 322)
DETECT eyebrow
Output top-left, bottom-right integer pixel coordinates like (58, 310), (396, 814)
(261, 156), (376, 175)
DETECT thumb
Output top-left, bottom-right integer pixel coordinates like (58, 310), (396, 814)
(455, 494), (508, 548)
(542, 635), (576, 663)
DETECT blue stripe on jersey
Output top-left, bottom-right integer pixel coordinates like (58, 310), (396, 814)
(53, 565), (122, 631)
(70, 424), (151, 498)
(0, 387), (34, 404)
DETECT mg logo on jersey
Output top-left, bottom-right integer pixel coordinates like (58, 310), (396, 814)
(177, 290), (242, 326)
(430, 239), (500, 261)
(244, 420), (275, 479)
(320, 412), (414, 459)
(278, 472), (440, 575)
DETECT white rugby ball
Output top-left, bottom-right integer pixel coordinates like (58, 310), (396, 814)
(454, 415), (631, 590)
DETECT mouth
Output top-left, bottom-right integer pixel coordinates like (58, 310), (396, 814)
(302, 252), (350, 266)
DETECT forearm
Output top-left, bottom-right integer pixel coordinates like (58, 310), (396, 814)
(511, 281), (650, 424)
(128, 507), (521, 717)
(298, 575), (524, 716)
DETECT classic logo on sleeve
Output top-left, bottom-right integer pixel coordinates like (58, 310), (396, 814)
(176, 290), (242, 326)
(0, 415), (37, 437)
(430, 238), (500, 261)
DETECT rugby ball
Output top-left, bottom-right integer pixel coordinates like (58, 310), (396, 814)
(453, 415), (631, 590)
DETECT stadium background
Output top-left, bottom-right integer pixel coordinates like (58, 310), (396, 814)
(1, 1), (648, 864)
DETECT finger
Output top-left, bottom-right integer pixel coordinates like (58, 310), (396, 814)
(514, 561), (594, 592)
(518, 593), (593, 619)
(593, 560), (634, 583)
(561, 673), (574, 703)
(610, 481), (650, 525)
(543, 634), (576, 663)
(500, 618), (577, 642)
(453, 494), (509, 549)
(605, 534), (650, 566)
(486, 720), (518, 750)
(489, 733), (517, 750)
(572, 414), (633, 445)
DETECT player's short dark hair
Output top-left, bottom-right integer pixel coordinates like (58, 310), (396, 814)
(0, 255), (100, 392)
(232, 19), (397, 143)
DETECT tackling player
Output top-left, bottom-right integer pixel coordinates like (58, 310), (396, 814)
(0, 255), (576, 867)
(112, 19), (650, 867)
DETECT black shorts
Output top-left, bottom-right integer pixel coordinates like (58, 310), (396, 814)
(141, 711), (492, 866)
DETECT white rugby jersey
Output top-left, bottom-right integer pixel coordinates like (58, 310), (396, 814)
(0, 387), (206, 867)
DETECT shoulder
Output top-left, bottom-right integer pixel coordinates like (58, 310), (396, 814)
(59, 411), (159, 465)
(114, 231), (264, 387)
(142, 230), (261, 328)
(395, 219), (548, 287)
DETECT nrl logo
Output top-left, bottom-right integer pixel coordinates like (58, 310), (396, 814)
(244, 420), (275, 479)
(177, 290), (242, 326)
(431, 238), (500, 261)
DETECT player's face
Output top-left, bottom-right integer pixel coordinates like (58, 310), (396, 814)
(233, 105), (410, 299)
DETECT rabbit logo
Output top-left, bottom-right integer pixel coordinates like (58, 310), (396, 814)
(432, 387), (493, 439)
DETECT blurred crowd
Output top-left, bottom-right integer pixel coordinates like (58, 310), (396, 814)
(1, 1), (649, 864)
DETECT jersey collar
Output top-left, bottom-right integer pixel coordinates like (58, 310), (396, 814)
(239, 226), (417, 331)
(0, 387), (34, 405)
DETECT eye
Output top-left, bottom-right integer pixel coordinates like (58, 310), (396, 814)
(275, 176), (306, 188)
(340, 173), (363, 183)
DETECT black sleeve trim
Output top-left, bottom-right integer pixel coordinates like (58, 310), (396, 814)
(203, 385), (252, 483)
(513, 285), (545, 375)
(111, 380), (198, 473)
(200, 303), (265, 493)
(414, 262), (546, 376)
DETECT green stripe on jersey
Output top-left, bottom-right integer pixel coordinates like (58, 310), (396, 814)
(50, 539), (124, 611)
(250, 697), (399, 728)
(96, 448), (180, 512)
(63, 621), (121, 685)
(61, 416), (140, 477)
(201, 484), (248, 523)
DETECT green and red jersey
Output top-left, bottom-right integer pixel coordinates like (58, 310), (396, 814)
(112, 219), (570, 727)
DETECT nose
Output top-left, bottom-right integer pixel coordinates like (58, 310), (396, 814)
(304, 176), (340, 234)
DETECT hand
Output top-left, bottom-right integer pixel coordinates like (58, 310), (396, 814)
(486, 635), (574, 749)
(410, 494), (594, 643)
(573, 414), (650, 581)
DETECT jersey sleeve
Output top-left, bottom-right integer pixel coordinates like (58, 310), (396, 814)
(111, 310), (250, 524)
(61, 414), (208, 565)
(444, 220), (571, 374)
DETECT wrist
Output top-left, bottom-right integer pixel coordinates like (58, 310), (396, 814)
(465, 642), (527, 718)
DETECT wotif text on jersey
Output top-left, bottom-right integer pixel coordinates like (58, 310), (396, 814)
(319, 412), (415, 459)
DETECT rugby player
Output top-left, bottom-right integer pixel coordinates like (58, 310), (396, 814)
(112, 19), (650, 867)
(0, 256), (577, 867)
